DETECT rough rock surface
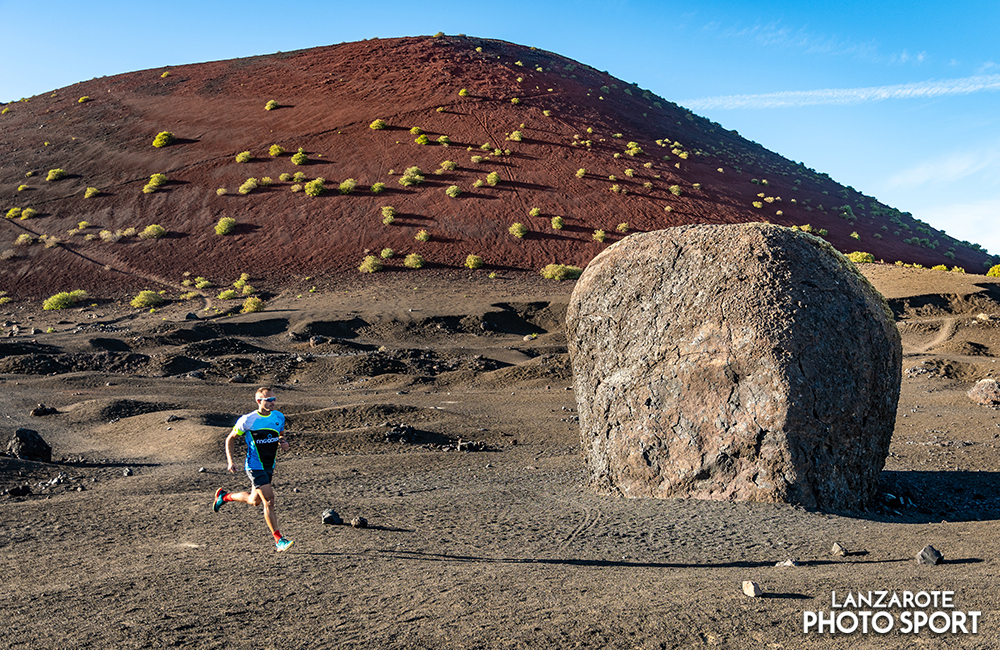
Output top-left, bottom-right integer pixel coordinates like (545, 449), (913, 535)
(967, 378), (1000, 406)
(6, 428), (52, 463)
(567, 223), (902, 511)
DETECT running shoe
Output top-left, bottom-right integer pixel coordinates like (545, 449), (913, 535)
(213, 488), (227, 512)
(275, 537), (294, 552)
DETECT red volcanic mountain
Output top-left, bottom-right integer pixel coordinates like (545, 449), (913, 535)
(0, 35), (993, 299)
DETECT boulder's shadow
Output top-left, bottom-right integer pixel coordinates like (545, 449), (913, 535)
(852, 470), (1000, 523)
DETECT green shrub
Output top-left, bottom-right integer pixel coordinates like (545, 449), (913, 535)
(576, 168), (586, 179)
(399, 166), (425, 186)
(508, 131), (523, 142)
(152, 131), (174, 148)
(43, 289), (88, 310)
(951, 266), (966, 274)
(986, 264), (1000, 277)
(17, 184), (28, 191)
(84, 187), (100, 198)
(551, 216), (564, 230)
(440, 160), (457, 171)
(404, 253), (425, 269)
(139, 224), (167, 239)
(292, 171), (307, 183)
(445, 185), (461, 198)
(528, 207), (541, 217)
(215, 217), (237, 235)
(380, 248), (394, 259)
(339, 178), (357, 194)
(217, 289), (238, 300)
(616, 223), (629, 233)
(131, 290), (163, 309)
(593, 230), (606, 243)
(415, 134), (430, 145)
(668, 185), (682, 196)
(459, 88), (469, 97)
(239, 178), (259, 195)
(279, 173), (292, 182)
(304, 178), (326, 197)
(845, 251), (875, 264)
(265, 100), (279, 111)
(241, 296), (265, 313)
(410, 127), (423, 135)
(931, 264), (948, 271)
(369, 119), (387, 130)
(370, 182), (386, 194)
(510, 97), (521, 105)
(359, 255), (383, 273)
(5, 208), (21, 219)
(540, 264), (583, 281)
(508, 222), (528, 239)
(235, 151), (252, 163)
(471, 155), (484, 164)
(437, 135), (451, 145)
(465, 254), (484, 269)
(19, 208), (37, 220)
(46, 168), (67, 181)
(269, 144), (285, 157)
(415, 229), (431, 242)
(291, 148), (308, 165)
(486, 171), (500, 186)
(15, 234), (33, 246)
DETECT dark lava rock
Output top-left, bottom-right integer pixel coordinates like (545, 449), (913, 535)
(6, 428), (51, 463)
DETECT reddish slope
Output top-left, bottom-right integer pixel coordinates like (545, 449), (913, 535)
(0, 35), (993, 299)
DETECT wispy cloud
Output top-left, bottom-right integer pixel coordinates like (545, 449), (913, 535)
(683, 74), (1000, 110)
(885, 148), (1000, 190)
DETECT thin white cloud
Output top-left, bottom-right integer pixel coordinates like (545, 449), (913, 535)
(684, 74), (1000, 110)
(885, 149), (1000, 190)
(919, 199), (1000, 255)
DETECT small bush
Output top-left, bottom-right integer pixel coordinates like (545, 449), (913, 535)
(292, 171), (307, 183)
(269, 144), (285, 157)
(369, 119), (387, 130)
(215, 217), (237, 235)
(415, 229), (431, 242)
(370, 182), (386, 194)
(399, 166), (425, 186)
(931, 264), (948, 271)
(845, 251), (875, 264)
(471, 155), (484, 164)
(235, 151), (252, 163)
(131, 290), (163, 309)
(465, 254), (484, 269)
(152, 131), (174, 148)
(445, 185), (462, 198)
(5, 208), (21, 219)
(279, 173), (292, 182)
(508, 223), (528, 239)
(46, 168), (67, 181)
(850, 231), (860, 240)
(359, 255), (383, 273)
(304, 178), (326, 197)
(217, 289), (238, 300)
(458, 89), (469, 97)
(616, 222), (629, 233)
(576, 168), (586, 178)
(551, 216), (564, 230)
(139, 224), (167, 239)
(84, 187), (100, 198)
(17, 184), (28, 191)
(437, 135), (451, 145)
(242, 296), (266, 313)
(264, 100), (279, 111)
(511, 97), (521, 105)
(986, 264), (1000, 277)
(593, 230), (607, 242)
(668, 185), (682, 196)
(540, 264), (583, 281)
(528, 207), (541, 217)
(291, 148), (308, 165)
(43, 289), (88, 310)
(404, 253), (425, 269)
(238, 178), (259, 195)
(339, 178), (357, 194)
(440, 160), (457, 171)
(415, 134), (430, 145)
(508, 131), (523, 142)
(380, 248), (394, 259)
(19, 208), (37, 220)
(486, 171), (500, 186)
(410, 127), (423, 135)
(15, 234), (33, 246)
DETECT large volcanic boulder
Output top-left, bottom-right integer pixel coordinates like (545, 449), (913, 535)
(6, 428), (52, 463)
(566, 223), (902, 511)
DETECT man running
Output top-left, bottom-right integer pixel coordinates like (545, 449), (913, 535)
(213, 386), (294, 552)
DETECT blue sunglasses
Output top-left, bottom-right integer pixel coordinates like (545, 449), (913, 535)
(258, 397), (277, 403)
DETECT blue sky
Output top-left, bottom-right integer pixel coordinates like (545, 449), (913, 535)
(3, 0), (998, 258)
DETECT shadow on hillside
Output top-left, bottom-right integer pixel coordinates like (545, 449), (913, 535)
(232, 223), (261, 236)
(171, 137), (200, 146)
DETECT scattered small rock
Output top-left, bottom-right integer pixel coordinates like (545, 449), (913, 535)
(122, 468), (133, 477)
(5, 485), (32, 497)
(774, 559), (799, 567)
(229, 374), (246, 384)
(198, 467), (207, 473)
(185, 312), (199, 320)
(165, 414), (181, 423)
(322, 509), (343, 525)
(309, 335), (328, 347)
(831, 542), (848, 557)
(351, 516), (368, 529)
(29, 404), (57, 417)
(742, 581), (763, 597)
(917, 545), (943, 565)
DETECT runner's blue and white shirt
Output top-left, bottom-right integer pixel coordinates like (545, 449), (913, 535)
(232, 410), (285, 471)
